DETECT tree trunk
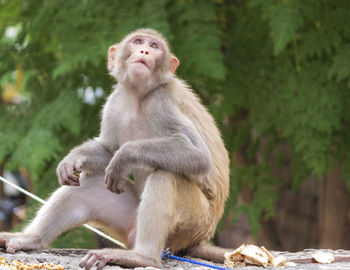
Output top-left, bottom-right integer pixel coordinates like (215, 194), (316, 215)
(319, 165), (350, 249)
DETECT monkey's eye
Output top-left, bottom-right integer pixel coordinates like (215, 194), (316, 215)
(134, 39), (143, 45)
(150, 42), (159, 49)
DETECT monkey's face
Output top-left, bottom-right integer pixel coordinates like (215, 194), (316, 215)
(108, 30), (179, 89)
(125, 34), (165, 79)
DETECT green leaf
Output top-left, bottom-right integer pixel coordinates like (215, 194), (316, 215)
(168, 0), (226, 81)
(34, 90), (82, 135)
(0, 130), (21, 162)
(265, 0), (304, 56)
(328, 45), (350, 85)
(11, 129), (62, 180)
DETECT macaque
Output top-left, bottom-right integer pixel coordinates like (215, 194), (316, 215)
(0, 29), (230, 269)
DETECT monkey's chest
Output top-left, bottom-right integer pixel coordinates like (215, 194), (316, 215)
(114, 112), (153, 145)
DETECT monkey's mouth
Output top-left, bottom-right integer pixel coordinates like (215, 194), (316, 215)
(134, 59), (149, 68)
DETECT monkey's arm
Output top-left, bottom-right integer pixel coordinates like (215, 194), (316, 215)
(57, 138), (113, 185)
(125, 134), (211, 175)
(105, 125), (212, 193)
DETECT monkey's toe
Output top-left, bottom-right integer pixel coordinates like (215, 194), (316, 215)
(80, 251), (106, 270)
(6, 246), (16, 254)
(0, 233), (44, 254)
(80, 249), (161, 269)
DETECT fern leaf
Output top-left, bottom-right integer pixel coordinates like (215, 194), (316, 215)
(0, 131), (21, 162)
(277, 70), (341, 176)
(34, 91), (82, 135)
(328, 45), (350, 85)
(137, 0), (172, 39)
(168, 0), (226, 81)
(10, 129), (62, 181)
(266, 0), (304, 55)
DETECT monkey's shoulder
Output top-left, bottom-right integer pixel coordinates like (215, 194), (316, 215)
(167, 80), (214, 125)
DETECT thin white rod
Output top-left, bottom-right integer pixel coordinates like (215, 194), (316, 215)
(82, 224), (126, 248)
(0, 175), (46, 204)
(0, 175), (126, 249)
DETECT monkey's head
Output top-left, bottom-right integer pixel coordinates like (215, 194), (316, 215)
(108, 29), (179, 90)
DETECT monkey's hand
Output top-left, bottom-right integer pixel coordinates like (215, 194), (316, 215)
(56, 156), (86, 186)
(104, 147), (131, 194)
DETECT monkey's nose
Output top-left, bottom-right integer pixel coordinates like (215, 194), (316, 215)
(140, 50), (149, 55)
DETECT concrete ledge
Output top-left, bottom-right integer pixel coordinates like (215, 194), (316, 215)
(1, 249), (350, 269)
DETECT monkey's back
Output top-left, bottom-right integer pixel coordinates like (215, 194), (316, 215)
(170, 78), (230, 239)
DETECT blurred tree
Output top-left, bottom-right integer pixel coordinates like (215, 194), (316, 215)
(1, 0), (350, 250)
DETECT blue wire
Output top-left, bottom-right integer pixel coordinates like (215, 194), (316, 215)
(162, 251), (231, 270)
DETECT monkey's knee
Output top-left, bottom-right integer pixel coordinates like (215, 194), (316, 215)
(27, 185), (91, 229)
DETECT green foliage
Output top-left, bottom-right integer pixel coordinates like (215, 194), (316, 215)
(1, 0), (350, 244)
(52, 228), (97, 249)
(328, 46), (350, 86)
(233, 164), (280, 235)
(218, 0), (350, 233)
(254, 0), (304, 56)
(168, 0), (226, 83)
(11, 129), (61, 180)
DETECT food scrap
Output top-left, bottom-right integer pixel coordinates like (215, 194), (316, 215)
(224, 244), (295, 267)
(0, 257), (64, 270)
(312, 251), (334, 264)
(73, 170), (80, 178)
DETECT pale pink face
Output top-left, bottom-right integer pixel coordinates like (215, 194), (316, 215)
(108, 32), (179, 83)
(126, 34), (165, 77)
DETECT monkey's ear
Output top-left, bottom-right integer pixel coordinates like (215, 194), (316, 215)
(170, 56), (180, 74)
(108, 44), (118, 71)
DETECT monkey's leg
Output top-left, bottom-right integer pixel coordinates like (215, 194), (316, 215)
(0, 175), (138, 254)
(187, 242), (232, 263)
(80, 171), (177, 269)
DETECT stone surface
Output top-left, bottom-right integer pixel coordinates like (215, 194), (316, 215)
(0, 249), (350, 269)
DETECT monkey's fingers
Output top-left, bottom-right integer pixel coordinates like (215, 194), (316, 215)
(6, 246), (15, 254)
(112, 187), (125, 194)
(96, 260), (107, 270)
(80, 252), (102, 270)
(79, 253), (91, 268)
(5, 241), (16, 254)
(0, 235), (15, 254)
(73, 166), (82, 175)
(108, 182), (120, 194)
(58, 164), (74, 185)
(73, 170), (81, 178)
(0, 235), (7, 248)
(114, 182), (125, 194)
(61, 180), (79, 186)
(68, 171), (80, 182)
(106, 177), (125, 194)
(74, 157), (85, 172)
(61, 165), (80, 186)
(104, 175), (113, 190)
(66, 175), (80, 186)
(81, 254), (97, 270)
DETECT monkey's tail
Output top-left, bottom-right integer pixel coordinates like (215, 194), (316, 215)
(186, 242), (230, 263)
(162, 248), (230, 270)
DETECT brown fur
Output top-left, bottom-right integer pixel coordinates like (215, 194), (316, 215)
(169, 78), (230, 246)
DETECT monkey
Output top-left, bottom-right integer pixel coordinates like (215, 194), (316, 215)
(0, 28), (230, 269)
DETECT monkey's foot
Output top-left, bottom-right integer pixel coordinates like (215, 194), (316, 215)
(79, 249), (162, 270)
(0, 232), (45, 254)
